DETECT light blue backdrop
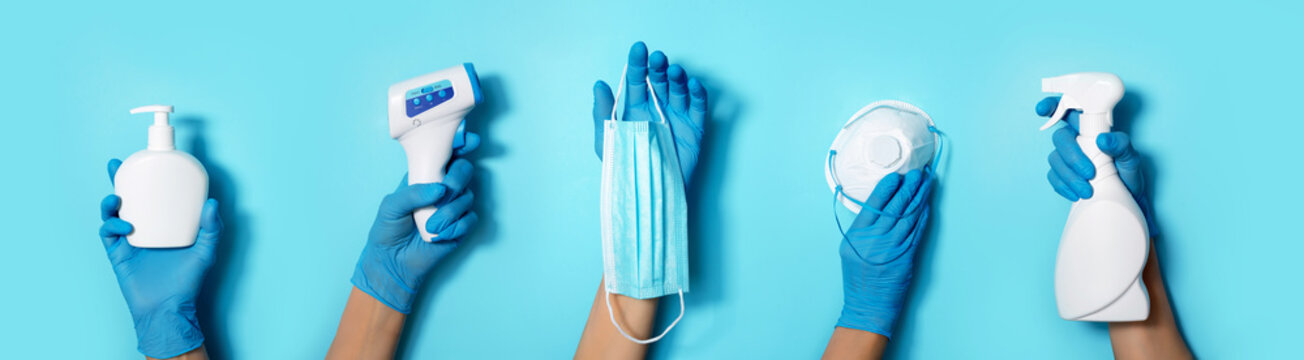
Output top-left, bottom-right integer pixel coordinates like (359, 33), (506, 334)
(2, 0), (1299, 358)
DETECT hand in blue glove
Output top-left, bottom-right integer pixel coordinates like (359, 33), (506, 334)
(1035, 96), (1156, 235)
(352, 132), (480, 314)
(592, 41), (708, 184)
(838, 169), (934, 338)
(99, 159), (221, 359)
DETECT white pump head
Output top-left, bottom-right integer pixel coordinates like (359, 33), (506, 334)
(1039, 73), (1124, 131)
(386, 63), (482, 242)
(130, 105), (175, 150)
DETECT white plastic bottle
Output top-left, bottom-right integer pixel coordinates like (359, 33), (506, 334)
(114, 105), (209, 248)
(1040, 73), (1150, 322)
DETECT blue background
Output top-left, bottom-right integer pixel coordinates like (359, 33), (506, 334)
(2, 0), (1300, 358)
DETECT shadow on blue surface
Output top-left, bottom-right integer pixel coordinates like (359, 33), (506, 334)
(179, 116), (249, 360)
(1104, 90), (1193, 354)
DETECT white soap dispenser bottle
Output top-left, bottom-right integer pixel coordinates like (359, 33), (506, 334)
(1040, 73), (1150, 322)
(114, 105), (209, 248)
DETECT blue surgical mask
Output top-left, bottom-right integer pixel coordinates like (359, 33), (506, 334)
(599, 66), (688, 344)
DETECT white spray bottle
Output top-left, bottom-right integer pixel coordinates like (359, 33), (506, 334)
(1040, 73), (1149, 321)
(387, 63), (481, 242)
(115, 105), (209, 248)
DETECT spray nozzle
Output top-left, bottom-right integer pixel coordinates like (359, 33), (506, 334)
(1038, 73), (1124, 131)
(130, 105), (176, 150)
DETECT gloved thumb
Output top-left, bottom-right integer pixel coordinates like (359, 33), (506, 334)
(107, 158), (123, 186)
(193, 199), (222, 259)
(380, 183), (447, 220)
(593, 80), (615, 159)
(1096, 132), (1140, 173)
(454, 131), (481, 157)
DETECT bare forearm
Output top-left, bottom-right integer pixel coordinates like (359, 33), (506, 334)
(146, 347), (208, 360)
(1108, 242), (1192, 359)
(575, 278), (659, 359)
(823, 327), (888, 360)
(327, 287), (407, 360)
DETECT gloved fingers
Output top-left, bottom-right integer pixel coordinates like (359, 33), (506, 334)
(878, 169), (925, 222)
(1096, 132), (1140, 172)
(425, 190), (474, 240)
(435, 211), (478, 242)
(668, 65), (689, 114)
(1097, 132), (1148, 201)
(379, 183), (447, 220)
(99, 217), (132, 249)
(912, 209), (931, 241)
(192, 199), (222, 260)
(907, 173), (935, 214)
(107, 158), (123, 185)
(593, 80), (615, 159)
(850, 172), (904, 229)
(101, 194), (121, 220)
(1035, 96), (1082, 131)
(439, 159), (475, 199)
(889, 177), (934, 240)
(876, 211), (924, 258)
(197, 199), (222, 238)
(1052, 126), (1094, 179)
(1047, 169), (1080, 202)
(649, 50), (669, 106)
(1049, 151), (1093, 199)
(845, 220), (896, 251)
(97, 194), (132, 255)
(1034, 96), (1058, 117)
(381, 159), (472, 219)
(902, 209), (931, 255)
(688, 78), (708, 132)
(624, 41), (650, 112)
(454, 131), (481, 157)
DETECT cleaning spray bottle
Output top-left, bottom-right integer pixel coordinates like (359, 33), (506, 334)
(1040, 73), (1150, 322)
(387, 63), (481, 242)
(114, 105), (209, 248)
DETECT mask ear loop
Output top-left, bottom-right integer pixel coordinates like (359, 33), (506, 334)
(608, 65), (628, 122)
(647, 78), (669, 124)
(925, 124), (945, 178)
(605, 288), (685, 344)
(599, 64), (667, 125)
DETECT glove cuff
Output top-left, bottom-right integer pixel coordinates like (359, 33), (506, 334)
(351, 253), (417, 314)
(132, 301), (204, 358)
(837, 303), (900, 339)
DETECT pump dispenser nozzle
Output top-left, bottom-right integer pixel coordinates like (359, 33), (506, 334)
(130, 105), (175, 150)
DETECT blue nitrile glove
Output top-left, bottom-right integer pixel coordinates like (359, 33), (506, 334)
(592, 41), (709, 184)
(98, 159), (221, 358)
(1035, 96), (1157, 235)
(838, 169), (934, 338)
(351, 134), (480, 314)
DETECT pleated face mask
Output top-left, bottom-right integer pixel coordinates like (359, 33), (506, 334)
(825, 100), (941, 213)
(599, 66), (689, 344)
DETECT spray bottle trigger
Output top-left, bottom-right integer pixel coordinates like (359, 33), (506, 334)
(1039, 97), (1077, 131)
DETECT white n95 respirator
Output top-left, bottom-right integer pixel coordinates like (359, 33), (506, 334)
(825, 100), (940, 213)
